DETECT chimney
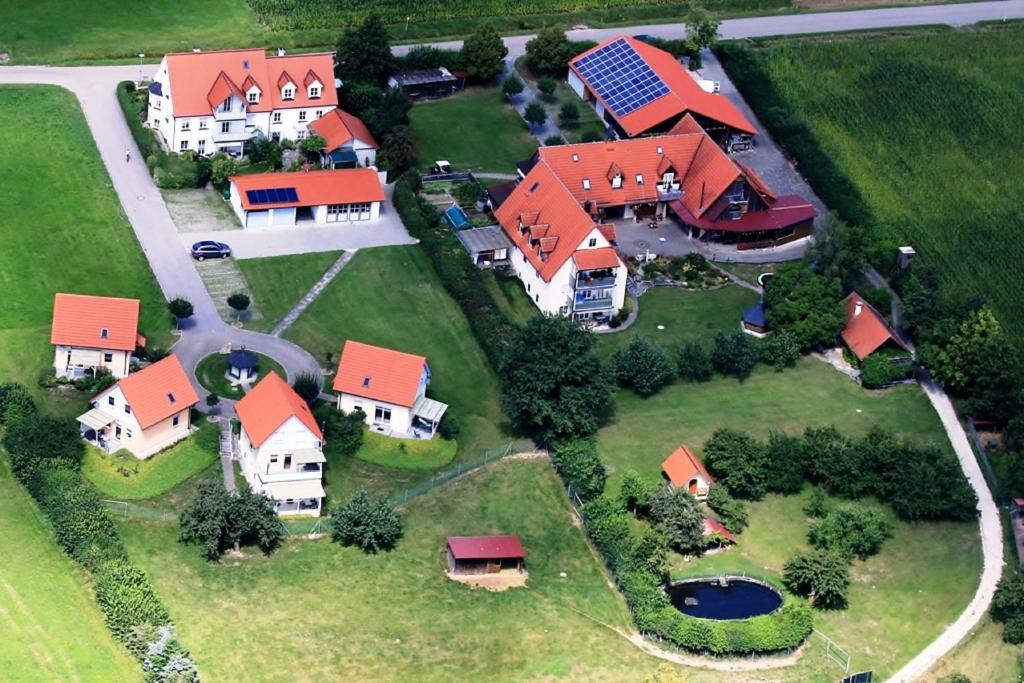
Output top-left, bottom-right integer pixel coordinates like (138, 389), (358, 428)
(192, 48), (201, 53)
(277, 47), (286, 57)
(854, 302), (863, 317)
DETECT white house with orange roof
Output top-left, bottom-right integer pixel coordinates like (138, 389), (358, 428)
(235, 372), (326, 516)
(308, 108), (378, 168)
(79, 354), (198, 459)
(51, 293), (146, 380)
(332, 340), (448, 438)
(227, 168), (386, 229)
(147, 48), (338, 156)
(662, 445), (714, 500)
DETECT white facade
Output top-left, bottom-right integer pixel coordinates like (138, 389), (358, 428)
(507, 227), (628, 320)
(239, 416), (326, 516)
(54, 345), (131, 379)
(227, 182), (382, 229)
(147, 57), (336, 157)
(336, 365), (430, 436)
(83, 385), (192, 459)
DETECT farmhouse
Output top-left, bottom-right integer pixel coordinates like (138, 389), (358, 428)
(308, 108), (378, 168)
(841, 292), (911, 361)
(51, 293), (145, 380)
(662, 445), (713, 500)
(333, 340), (448, 438)
(568, 35), (757, 149)
(236, 372), (326, 516)
(388, 67), (464, 99)
(494, 163), (627, 321)
(147, 48), (338, 156)
(78, 354), (198, 459)
(228, 168), (385, 229)
(446, 535), (527, 585)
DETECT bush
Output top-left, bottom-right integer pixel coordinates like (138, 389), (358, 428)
(116, 81), (160, 159)
(711, 331), (758, 381)
(0, 382), (38, 427)
(610, 336), (676, 396)
(4, 413), (85, 484)
(33, 467), (127, 569)
(536, 75), (557, 97)
(558, 101), (580, 128)
(152, 153), (200, 189)
(783, 550), (850, 610)
(991, 573), (1024, 644)
(860, 352), (911, 389)
(437, 412), (459, 440)
(760, 330), (800, 371)
(291, 372), (321, 406)
(94, 559), (171, 643)
(502, 74), (525, 97)
(649, 487), (704, 554)
(804, 488), (829, 518)
(619, 471), (657, 515)
(543, 134), (564, 146)
(452, 180), (484, 208)
(677, 341), (713, 383)
(524, 101), (547, 127)
(330, 489), (403, 553)
(314, 404), (365, 457)
(706, 485), (748, 533)
(581, 129), (604, 143)
(808, 507), (892, 559)
(550, 437), (607, 501)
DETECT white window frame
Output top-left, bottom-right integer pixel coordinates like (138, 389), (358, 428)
(635, 174), (644, 185)
(298, 110), (307, 122)
(180, 120), (190, 131)
(309, 85), (321, 98)
(272, 112), (282, 124)
(247, 91), (259, 104)
(296, 130), (306, 140)
(282, 86), (295, 100)
(179, 140), (188, 151)
(197, 139), (206, 154)
(199, 119), (208, 130)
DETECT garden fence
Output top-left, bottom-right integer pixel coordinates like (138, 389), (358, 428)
(814, 628), (852, 674)
(387, 440), (534, 507)
(102, 499), (176, 522)
(420, 171), (477, 184)
(966, 417), (1003, 503)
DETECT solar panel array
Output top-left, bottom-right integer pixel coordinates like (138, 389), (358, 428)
(246, 187), (298, 205)
(573, 38), (670, 118)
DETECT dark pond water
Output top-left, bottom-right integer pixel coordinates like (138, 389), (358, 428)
(666, 578), (782, 620)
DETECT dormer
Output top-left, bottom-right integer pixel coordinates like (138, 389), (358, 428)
(242, 76), (261, 105)
(303, 70), (323, 99)
(278, 71), (296, 100)
(606, 163), (623, 189)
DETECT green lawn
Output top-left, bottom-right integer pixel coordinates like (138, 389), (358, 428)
(285, 246), (509, 459)
(353, 430), (457, 470)
(82, 422), (220, 500)
(236, 251), (343, 334)
(720, 25), (1024, 338)
(514, 56), (606, 143)
(119, 459), (659, 682)
(0, 454), (139, 681)
(595, 285), (759, 360)
(195, 351), (288, 399)
(0, 86), (170, 415)
(411, 88), (538, 173)
(480, 269), (539, 327)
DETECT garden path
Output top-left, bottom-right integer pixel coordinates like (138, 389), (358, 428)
(270, 250), (356, 337)
(218, 419), (236, 493)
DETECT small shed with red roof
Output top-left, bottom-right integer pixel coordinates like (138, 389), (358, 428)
(702, 517), (736, 547)
(662, 445), (714, 500)
(841, 292), (911, 361)
(446, 535), (527, 577)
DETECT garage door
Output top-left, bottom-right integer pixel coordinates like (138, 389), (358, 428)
(270, 207), (296, 227)
(246, 210), (269, 228)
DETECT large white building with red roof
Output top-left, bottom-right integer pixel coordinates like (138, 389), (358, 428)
(236, 372), (326, 516)
(147, 48), (339, 157)
(51, 293), (145, 379)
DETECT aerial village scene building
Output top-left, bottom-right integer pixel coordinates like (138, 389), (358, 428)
(2, 3), (1020, 682)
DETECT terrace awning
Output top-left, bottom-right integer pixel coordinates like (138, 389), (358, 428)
(292, 448), (327, 465)
(77, 408), (116, 431)
(267, 479), (325, 501)
(412, 396), (448, 424)
(329, 149), (359, 165)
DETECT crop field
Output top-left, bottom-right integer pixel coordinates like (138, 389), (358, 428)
(719, 25), (1024, 338)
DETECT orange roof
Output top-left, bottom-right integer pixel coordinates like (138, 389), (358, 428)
(308, 108), (378, 152)
(661, 445), (713, 489)
(332, 340), (427, 408)
(841, 292), (910, 360)
(235, 371), (323, 448)
(494, 163), (608, 282)
(702, 517), (736, 543)
(164, 49), (337, 117)
(110, 354), (198, 430)
(573, 247), (622, 271)
(230, 168), (385, 210)
(536, 128), (742, 218)
(569, 36), (757, 137)
(51, 293), (140, 352)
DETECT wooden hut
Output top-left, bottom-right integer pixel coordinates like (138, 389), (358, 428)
(446, 535), (526, 576)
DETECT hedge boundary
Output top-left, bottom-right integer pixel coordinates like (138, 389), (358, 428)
(116, 81), (160, 159)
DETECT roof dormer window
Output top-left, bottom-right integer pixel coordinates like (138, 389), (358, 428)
(657, 146), (663, 155)
(100, 328), (109, 339)
(582, 178), (591, 190)
(572, 153), (579, 162)
(611, 175), (622, 189)
(248, 91), (259, 104)
(635, 174), (644, 185)
(309, 85), (321, 99)
(283, 86), (295, 100)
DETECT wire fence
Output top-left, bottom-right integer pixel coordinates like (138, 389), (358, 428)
(102, 499), (176, 522)
(387, 440), (535, 507)
(966, 417), (1004, 503)
(815, 628), (852, 674)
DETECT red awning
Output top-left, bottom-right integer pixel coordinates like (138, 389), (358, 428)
(447, 535), (525, 560)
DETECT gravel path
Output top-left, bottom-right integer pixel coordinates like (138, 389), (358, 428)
(271, 250), (356, 337)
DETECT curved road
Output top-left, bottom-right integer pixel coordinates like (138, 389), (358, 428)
(0, 2), (1015, 676)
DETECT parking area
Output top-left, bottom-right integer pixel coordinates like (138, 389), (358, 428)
(162, 187), (239, 233)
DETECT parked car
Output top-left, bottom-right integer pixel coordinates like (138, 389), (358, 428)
(632, 34), (654, 42)
(191, 240), (231, 260)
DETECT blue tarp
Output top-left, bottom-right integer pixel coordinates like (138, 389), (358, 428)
(148, 81), (163, 96)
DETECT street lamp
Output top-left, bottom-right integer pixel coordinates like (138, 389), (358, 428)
(138, 53), (145, 86)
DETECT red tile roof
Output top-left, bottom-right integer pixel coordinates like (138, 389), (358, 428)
(573, 247), (622, 271)
(569, 36), (758, 138)
(164, 49), (337, 117)
(51, 293), (140, 352)
(841, 292), (910, 360)
(332, 340), (427, 408)
(235, 371), (323, 448)
(447, 535), (526, 560)
(495, 163), (613, 282)
(308, 108), (378, 152)
(702, 517), (736, 543)
(231, 168), (385, 210)
(669, 194), (816, 233)
(111, 354), (198, 430)
(662, 445), (713, 489)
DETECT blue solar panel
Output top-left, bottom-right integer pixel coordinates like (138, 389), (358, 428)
(573, 38), (670, 118)
(245, 187), (298, 205)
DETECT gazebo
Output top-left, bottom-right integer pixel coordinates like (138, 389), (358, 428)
(226, 349), (259, 381)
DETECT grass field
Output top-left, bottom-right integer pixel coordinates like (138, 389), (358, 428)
(354, 429), (458, 470)
(0, 86), (170, 415)
(480, 269), (538, 327)
(236, 251), (343, 334)
(119, 459), (660, 682)
(195, 351), (288, 399)
(595, 285), (759, 360)
(82, 422), (219, 500)
(720, 25), (1024, 338)
(411, 88), (538, 173)
(0, 455), (140, 681)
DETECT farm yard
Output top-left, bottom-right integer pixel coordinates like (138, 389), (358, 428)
(718, 24), (1024, 339)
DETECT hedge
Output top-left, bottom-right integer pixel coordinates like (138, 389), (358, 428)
(117, 81), (160, 160)
(94, 559), (171, 644)
(393, 171), (516, 368)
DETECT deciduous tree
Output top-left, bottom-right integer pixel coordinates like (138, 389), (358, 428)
(460, 24), (508, 82)
(764, 262), (845, 350)
(610, 336), (676, 396)
(524, 101), (547, 127)
(335, 14), (394, 87)
(807, 507), (892, 559)
(525, 26), (573, 74)
(710, 330), (757, 381)
(502, 74), (525, 97)
(702, 428), (768, 499)
(783, 550), (850, 609)
(649, 487), (705, 554)
(677, 340), (713, 382)
(330, 489), (403, 552)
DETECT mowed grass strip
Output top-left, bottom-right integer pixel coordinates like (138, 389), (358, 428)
(0, 454), (139, 681)
(723, 25), (1024, 338)
(411, 88), (538, 173)
(119, 460), (657, 682)
(236, 250), (343, 333)
(0, 86), (170, 413)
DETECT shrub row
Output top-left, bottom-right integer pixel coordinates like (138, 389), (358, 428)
(116, 81), (161, 159)
(0, 383), (197, 682)
(393, 171), (516, 368)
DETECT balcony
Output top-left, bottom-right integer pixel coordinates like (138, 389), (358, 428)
(212, 126), (259, 143)
(213, 106), (247, 121)
(575, 271), (618, 290)
(574, 296), (614, 312)
(657, 184), (683, 201)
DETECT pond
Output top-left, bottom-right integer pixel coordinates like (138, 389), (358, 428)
(666, 577), (782, 620)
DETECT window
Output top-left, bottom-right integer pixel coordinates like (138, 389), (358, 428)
(588, 238), (597, 247)
(172, 415), (180, 427)
(100, 327), (109, 339)
(199, 119), (208, 130)
(126, 429), (132, 439)
(221, 121), (231, 134)
(571, 153), (579, 162)
(272, 112), (282, 124)
(527, 283), (531, 292)
(283, 87), (294, 100)
(222, 97), (232, 112)
(535, 294), (539, 302)
(316, 110), (324, 119)
(179, 140), (188, 151)
(270, 455), (279, 464)
(124, 404), (131, 414)
(656, 146), (663, 154)
(297, 130), (306, 140)
(373, 406), (392, 425)
(247, 91), (258, 104)
(108, 396), (115, 406)
(284, 455), (292, 469)
(635, 174), (644, 185)
(298, 111), (307, 122)
(197, 139), (206, 154)
(103, 352), (113, 362)
(180, 120), (190, 131)
(309, 86), (320, 98)
(167, 392), (176, 404)
(612, 174), (622, 189)
(582, 178), (591, 190)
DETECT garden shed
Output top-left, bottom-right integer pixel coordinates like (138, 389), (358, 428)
(446, 535), (526, 576)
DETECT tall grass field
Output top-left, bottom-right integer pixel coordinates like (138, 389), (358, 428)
(719, 25), (1024, 337)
